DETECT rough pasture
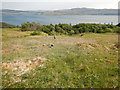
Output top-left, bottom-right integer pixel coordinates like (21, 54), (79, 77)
(2, 28), (119, 88)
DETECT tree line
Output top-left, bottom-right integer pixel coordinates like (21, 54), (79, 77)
(1, 22), (120, 35)
(21, 22), (120, 35)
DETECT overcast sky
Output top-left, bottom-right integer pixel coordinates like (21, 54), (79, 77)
(1, 0), (119, 10)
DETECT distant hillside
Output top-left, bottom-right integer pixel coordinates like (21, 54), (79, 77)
(1, 9), (27, 15)
(42, 8), (118, 15)
(1, 8), (118, 15)
(0, 9), (48, 15)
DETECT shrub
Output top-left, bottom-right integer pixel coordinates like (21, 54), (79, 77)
(69, 30), (75, 35)
(105, 28), (113, 32)
(21, 22), (40, 31)
(113, 27), (120, 33)
(116, 23), (120, 27)
(19, 22), (120, 34)
(40, 32), (48, 36)
(30, 31), (41, 35)
(1, 22), (16, 28)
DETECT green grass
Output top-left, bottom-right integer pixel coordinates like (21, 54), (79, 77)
(1, 28), (119, 88)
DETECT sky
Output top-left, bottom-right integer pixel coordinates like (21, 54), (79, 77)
(1, 0), (119, 10)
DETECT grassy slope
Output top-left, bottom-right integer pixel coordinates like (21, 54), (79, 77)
(2, 28), (119, 88)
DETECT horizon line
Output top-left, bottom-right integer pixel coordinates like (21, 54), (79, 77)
(1, 7), (118, 11)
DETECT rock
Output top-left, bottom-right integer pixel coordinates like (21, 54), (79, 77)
(49, 43), (54, 48)
(104, 46), (110, 50)
(42, 44), (46, 46)
(80, 34), (84, 36)
(51, 44), (54, 47)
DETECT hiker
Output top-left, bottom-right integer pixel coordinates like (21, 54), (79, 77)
(54, 35), (56, 39)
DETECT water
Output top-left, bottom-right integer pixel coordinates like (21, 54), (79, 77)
(0, 15), (118, 26)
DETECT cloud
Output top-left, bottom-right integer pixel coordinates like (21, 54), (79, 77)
(2, 0), (118, 10)
(2, 0), (119, 2)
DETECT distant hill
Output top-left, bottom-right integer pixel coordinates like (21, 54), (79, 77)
(42, 8), (118, 15)
(1, 9), (28, 15)
(1, 8), (118, 15)
(0, 9), (48, 15)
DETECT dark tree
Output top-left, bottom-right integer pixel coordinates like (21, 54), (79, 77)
(117, 23), (120, 27)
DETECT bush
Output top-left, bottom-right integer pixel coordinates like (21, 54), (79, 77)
(116, 23), (120, 27)
(30, 31), (41, 35)
(105, 28), (113, 32)
(69, 30), (75, 35)
(21, 22), (40, 31)
(1, 22), (16, 28)
(113, 27), (120, 33)
(20, 22), (120, 35)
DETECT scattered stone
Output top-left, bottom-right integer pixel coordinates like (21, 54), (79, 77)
(114, 43), (120, 49)
(51, 44), (54, 47)
(49, 43), (54, 48)
(76, 42), (96, 49)
(2, 56), (47, 84)
(104, 46), (110, 51)
(42, 44), (46, 46)
(80, 34), (84, 36)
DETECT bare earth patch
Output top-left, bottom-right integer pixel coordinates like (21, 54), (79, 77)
(2, 57), (47, 83)
(76, 42), (118, 51)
